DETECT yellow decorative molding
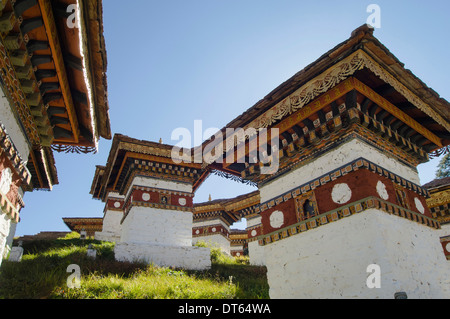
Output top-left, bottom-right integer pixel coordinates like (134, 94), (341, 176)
(427, 189), (450, 208)
(240, 49), (449, 136)
(0, 190), (19, 223)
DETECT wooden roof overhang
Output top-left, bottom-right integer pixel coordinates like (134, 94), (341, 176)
(202, 24), (450, 186)
(0, 0), (110, 190)
(192, 208), (238, 227)
(62, 217), (102, 233)
(89, 163), (104, 198)
(229, 229), (248, 247)
(193, 190), (260, 223)
(90, 134), (209, 202)
(423, 177), (450, 225)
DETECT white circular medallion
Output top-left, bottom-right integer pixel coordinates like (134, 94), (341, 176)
(178, 198), (187, 206)
(269, 210), (284, 229)
(114, 201), (121, 208)
(446, 242), (450, 253)
(236, 252), (241, 256)
(142, 193), (150, 201)
(376, 181), (389, 200)
(212, 227), (216, 232)
(251, 229), (257, 237)
(414, 197), (425, 214)
(331, 183), (352, 204)
(0, 167), (12, 195)
(195, 229), (200, 235)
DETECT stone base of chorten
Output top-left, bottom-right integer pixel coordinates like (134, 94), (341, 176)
(264, 209), (450, 299)
(95, 231), (121, 243)
(114, 242), (211, 270)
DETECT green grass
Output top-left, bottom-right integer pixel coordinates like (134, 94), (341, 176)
(0, 233), (269, 299)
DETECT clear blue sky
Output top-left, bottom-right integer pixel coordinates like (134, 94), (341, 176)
(15, 0), (450, 236)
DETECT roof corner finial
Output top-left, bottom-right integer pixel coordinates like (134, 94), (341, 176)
(209, 194), (212, 201)
(351, 23), (374, 38)
(159, 138), (162, 144)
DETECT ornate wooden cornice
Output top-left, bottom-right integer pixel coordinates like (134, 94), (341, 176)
(0, 0), (110, 190)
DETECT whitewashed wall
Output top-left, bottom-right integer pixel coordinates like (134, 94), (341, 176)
(115, 205), (211, 270)
(126, 176), (192, 199)
(264, 209), (450, 299)
(259, 138), (420, 203)
(256, 138), (450, 298)
(193, 233), (231, 255)
(192, 219), (231, 253)
(0, 94), (29, 266)
(3, 221), (16, 259)
(120, 206), (193, 246)
(95, 192), (124, 242)
(114, 243), (211, 270)
(248, 241), (265, 266)
(247, 216), (265, 265)
(95, 210), (123, 242)
(115, 175), (211, 270)
(0, 94), (30, 163)
(0, 211), (11, 266)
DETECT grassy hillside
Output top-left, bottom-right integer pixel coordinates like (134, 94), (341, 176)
(0, 233), (269, 299)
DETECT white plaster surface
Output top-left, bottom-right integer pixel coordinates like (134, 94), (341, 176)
(193, 219), (230, 229)
(264, 209), (450, 299)
(414, 197), (425, 214)
(0, 168), (12, 195)
(248, 240), (266, 266)
(120, 206), (193, 247)
(114, 243), (211, 270)
(192, 219), (231, 254)
(269, 210), (284, 228)
(3, 221), (16, 259)
(126, 176), (192, 199)
(246, 216), (265, 265)
(259, 138), (420, 203)
(0, 94), (30, 162)
(247, 216), (262, 228)
(95, 210), (123, 242)
(193, 233), (231, 255)
(376, 181), (389, 200)
(0, 211), (11, 267)
(108, 192), (124, 199)
(115, 175), (211, 270)
(331, 183), (352, 204)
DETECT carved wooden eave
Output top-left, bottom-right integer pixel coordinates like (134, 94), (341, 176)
(91, 25), (449, 207)
(89, 164), (104, 198)
(79, 0), (110, 141)
(204, 24), (450, 184)
(423, 177), (450, 225)
(193, 190), (260, 222)
(223, 24), (449, 134)
(92, 134), (209, 202)
(230, 229), (248, 247)
(62, 217), (103, 234)
(0, 0), (110, 190)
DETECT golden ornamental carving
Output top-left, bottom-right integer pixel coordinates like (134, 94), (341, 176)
(427, 190), (450, 207)
(241, 49), (449, 137)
